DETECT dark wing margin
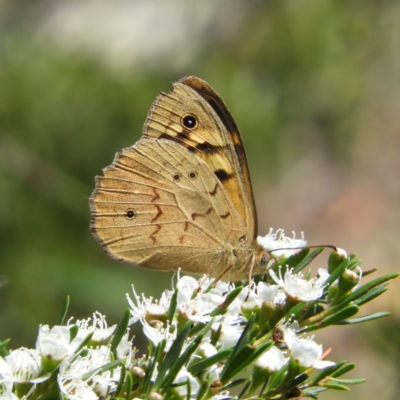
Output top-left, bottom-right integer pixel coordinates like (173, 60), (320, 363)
(179, 76), (258, 239)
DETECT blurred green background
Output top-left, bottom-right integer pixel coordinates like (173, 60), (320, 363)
(1, 1), (399, 399)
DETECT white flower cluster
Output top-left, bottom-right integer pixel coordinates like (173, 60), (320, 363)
(126, 266), (335, 398)
(0, 312), (133, 400)
(1, 230), (362, 400)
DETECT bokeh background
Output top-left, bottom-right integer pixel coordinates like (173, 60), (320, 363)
(1, 1), (399, 399)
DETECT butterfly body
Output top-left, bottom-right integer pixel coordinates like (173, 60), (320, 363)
(90, 77), (267, 281)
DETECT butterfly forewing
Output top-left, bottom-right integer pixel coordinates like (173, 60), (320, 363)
(143, 76), (258, 240)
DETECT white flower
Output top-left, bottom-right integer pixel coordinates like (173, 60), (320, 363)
(176, 274), (230, 296)
(290, 338), (335, 369)
(36, 325), (75, 361)
(175, 275), (201, 300)
(197, 343), (217, 358)
(280, 324), (299, 349)
(58, 345), (120, 400)
(195, 343), (223, 382)
(255, 346), (287, 372)
(175, 276), (230, 323)
(115, 330), (136, 367)
(128, 275), (231, 329)
(217, 314), (245, 349)
(127, 286), (171, 324)
(180, 291), (222, 324)
(173, 367), (200, 397)
(70, 312), (116, 345)
(0, 391), (19, 400)
(269, 267), (326, 301)
(256, 281), (286, 305)
(142, 321), (176, 351)
(226, 282), (286, 317)
(0, 348), (46, 384)
(228, 286), (258, 314)
(257, 228), (307, 258)
(280, 325), (335, 370)
(0, 358), (13, 396)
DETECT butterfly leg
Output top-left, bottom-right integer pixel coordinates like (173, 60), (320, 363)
(211, 263), (235, 286)
(248, 253), (257, 285)
(241, 254), (257, 301)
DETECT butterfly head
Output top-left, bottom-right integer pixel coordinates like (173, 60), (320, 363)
(259, 250), (270, 265)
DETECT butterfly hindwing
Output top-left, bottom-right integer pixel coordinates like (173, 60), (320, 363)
(90, 138), (248, 276)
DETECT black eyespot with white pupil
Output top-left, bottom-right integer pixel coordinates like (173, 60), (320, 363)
(182, 115), (197, 129)
(173, 173), (181, 182)
(188, 172), (197, 180)
(125, 209), (136, 219)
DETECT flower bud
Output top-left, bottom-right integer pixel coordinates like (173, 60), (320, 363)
(149, 392), (163, 400)
(328, 248), (348, 274)
(132, 366), (146, 378)
(338, 269), (360, 295)
(327, 282), (338, 303)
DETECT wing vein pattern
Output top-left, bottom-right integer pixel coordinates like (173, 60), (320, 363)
(90, 137), (247, 275)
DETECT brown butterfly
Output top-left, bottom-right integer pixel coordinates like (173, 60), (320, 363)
(90, 76), (268, 281)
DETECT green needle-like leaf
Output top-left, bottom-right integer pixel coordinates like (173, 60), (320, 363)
(58, 295), (70, 326)
(303, 305), (359, 332)
(69, 324), (79, 342)
(188, 348), (232, 375)
(154, 320), (214, 392)
(110, 309), (130, 353)
(221, 314), (256, 378)
(221, 341), (273, 383)
(329, 377), (366, 385)
(125, 371), (133, 400)
(75, 331), (94, 353)
(305, 361), (345, 385)
(284, 301), (311, 322)
(0, 339), (10, 357)
(321, 382), (350, 391)
(222, 378), (248, 391)
(154, 323), (191, 390)
(238, 378), (251, 399)
(82, 359), (124, 381)
(196, 378), (209, 400)
(303, 386), (328, 398)
(331, 363), (355, 378)
(265, 365), (288, 394)
(210, 286), (242, 316)
(115, 363), (126, 398)
(279, 357), (300, 392)
(337, 273), (398, 307)
(336, 311), (390, 325)
(186, 375), (192, 400)
(322, 258), (350, 288)
(144, 339), (166, 395)
(168, 287), (178, 323)
(159, 321), (213, 393)
(352, 284), (388, 306)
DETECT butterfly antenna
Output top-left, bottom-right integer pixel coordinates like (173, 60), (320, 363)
(268, 244), (338, 256)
